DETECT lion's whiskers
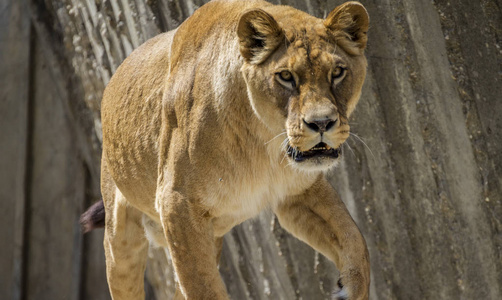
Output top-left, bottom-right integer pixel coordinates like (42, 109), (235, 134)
(280, 137), (290, 164)
(280, 137), (290, 152)
(349, 132), (375, 159)
(265, 131), (287, 145)
(343, 141), (356, 158)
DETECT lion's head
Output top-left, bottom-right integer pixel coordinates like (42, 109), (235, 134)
(238, 1), (369, 171)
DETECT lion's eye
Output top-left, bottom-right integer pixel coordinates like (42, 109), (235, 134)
(276, 70), (296, 89)
(331, 66), (347, 87)
(279, 70), (293, 81)
(332, 67), (345, 79)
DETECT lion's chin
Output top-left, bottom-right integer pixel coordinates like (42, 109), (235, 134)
(286, 142), (342, 172)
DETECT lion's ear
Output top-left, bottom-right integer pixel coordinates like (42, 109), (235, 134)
(324, 1), (369, 55)
(237, 9), (284, 64)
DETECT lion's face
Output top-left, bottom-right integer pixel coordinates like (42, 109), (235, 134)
(238, 2), (369, 171)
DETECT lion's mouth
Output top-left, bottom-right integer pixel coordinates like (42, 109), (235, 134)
(286, 142), (341, 162)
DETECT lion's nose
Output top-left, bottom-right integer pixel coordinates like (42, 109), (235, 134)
(303, 118), (337, 134)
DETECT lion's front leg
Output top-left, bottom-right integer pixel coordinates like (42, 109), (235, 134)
(274, 177), (370, 300)
(159, 190), (228, 300)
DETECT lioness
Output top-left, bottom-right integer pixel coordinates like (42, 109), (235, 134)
(81, 0), (370, 299)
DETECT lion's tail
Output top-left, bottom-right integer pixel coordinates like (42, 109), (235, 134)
(80, 200), (105, 233)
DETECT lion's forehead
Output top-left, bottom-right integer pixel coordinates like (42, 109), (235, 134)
(280, 26), (343, 75)
(284, 40), (340, 80)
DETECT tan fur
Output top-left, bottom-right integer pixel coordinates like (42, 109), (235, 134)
(100, 0), (370, 299)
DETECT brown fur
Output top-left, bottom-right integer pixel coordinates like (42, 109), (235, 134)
(92, 0), (370, 299)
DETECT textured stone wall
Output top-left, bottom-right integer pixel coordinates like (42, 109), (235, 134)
(3, 0), (500, 299)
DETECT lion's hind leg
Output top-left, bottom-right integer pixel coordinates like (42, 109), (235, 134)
(102, 167), (149, 299)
